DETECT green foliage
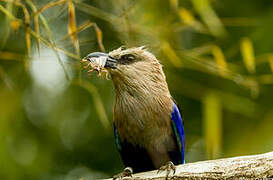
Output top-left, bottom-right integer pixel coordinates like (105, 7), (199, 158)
(0, 0), (273, 179)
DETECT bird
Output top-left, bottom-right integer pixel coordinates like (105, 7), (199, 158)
(83, 46), (185, 179)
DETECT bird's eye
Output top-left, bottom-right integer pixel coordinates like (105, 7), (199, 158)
(122, 54), (135, 61)
(126, 55), (135, 61)
(120, 45), (126, 50)
(120, 54), (136, 64)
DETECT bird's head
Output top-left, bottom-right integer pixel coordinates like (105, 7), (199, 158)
(83, 46), (169, 95)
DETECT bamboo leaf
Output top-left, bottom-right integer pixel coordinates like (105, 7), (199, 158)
(26, 0), (40, 54)
(178, 8), (195, 25)
(23, 8), (31, 55)
(0, 4), (17, 19)
(60, 21), (105, 52)
(67, 0), (80, 56)
(178, 7), (208, 33)
(93, 24), (105, 52)
(0, 3), (12, 49)
(25, 28), (31, 55)
(33, 0), (66, 16)
(203, 92), (222, 159)
(59, 20), (93, 42)
(240, 37), (256, 74)
(211, 45), (228, 76)
(3, 1), (32, 55)
(161, 41), (183, 67)
(33, 16), (40, 53)
(192, 0), (226, 37)
(0, 1), (31, 55)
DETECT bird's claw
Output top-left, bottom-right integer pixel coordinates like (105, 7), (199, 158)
(113, 167), (133, 180)
(157, 161), (176, 180)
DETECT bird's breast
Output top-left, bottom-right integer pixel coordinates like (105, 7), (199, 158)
(113, 91), (173, 147)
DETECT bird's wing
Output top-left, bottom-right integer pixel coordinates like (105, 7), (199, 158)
(113, 101), (186, 169)
(113, 124), (122, 152)
(113, 123), (156, 171)
(171, 101), (185, 164)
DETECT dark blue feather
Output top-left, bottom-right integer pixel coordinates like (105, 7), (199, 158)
(113, 124), (154, 172)
(171, 101), (185, 164)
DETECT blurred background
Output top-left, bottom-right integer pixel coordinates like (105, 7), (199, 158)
(1, 0), (273, 179)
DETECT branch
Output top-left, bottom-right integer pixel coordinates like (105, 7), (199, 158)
(105, 151), (273, 179)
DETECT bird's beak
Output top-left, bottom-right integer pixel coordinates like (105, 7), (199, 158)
(84, 52), (118, 69)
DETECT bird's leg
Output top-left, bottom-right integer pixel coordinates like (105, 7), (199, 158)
(157, 161), (176, 180)
(112, 167), (133, 180)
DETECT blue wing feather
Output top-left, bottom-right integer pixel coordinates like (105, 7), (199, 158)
(171, 101), (185, 164)
(113, 124), (122, 152)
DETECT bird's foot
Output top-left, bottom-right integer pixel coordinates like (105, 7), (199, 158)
(157, 161), (176, 180)
(113, 167), (133, 180)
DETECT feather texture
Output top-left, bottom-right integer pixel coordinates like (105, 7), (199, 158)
(113, 101), (185, 172)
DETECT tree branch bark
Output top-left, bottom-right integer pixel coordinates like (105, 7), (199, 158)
(105, 151), (273, 179)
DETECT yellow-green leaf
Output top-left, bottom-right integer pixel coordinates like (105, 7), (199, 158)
(161, 41), (183, 67)
(68, 0), (80, 56)
(192, 0), (226, 37)
(178, 8), (195, 25)
(211, 45), (228, 76)
(240, 37), (256, 74)
(203, 92), (222, 159)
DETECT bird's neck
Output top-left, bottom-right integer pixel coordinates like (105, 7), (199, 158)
(111, 72), (173, 145)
